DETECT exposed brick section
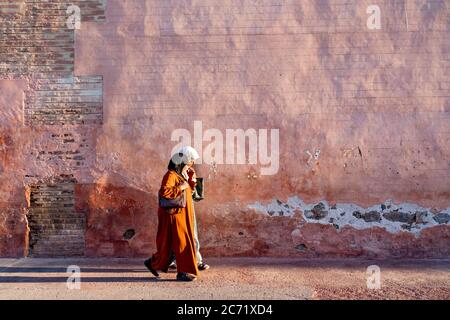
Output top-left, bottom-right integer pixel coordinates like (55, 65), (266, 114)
(25, 76), (103, 125)
(0, 0), (105, 77)
(0, 1), (24, 15)
(0, 1), (105, 126)
(0, 1), (105, 256)
(29, 131), (94, 169)
(27, 176), (86, 257)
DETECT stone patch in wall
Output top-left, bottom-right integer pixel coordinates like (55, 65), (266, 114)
(248, 197), (450, 235)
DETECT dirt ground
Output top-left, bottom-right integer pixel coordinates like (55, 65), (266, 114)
(0, 258), (448, 300)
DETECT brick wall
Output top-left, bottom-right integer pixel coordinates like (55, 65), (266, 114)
(25, 76), (103, 125)
(27, 175), (85, 257)
(0, 0), (105, 257)
(0, 0), (105, 76)
(1, 0), (449, 258)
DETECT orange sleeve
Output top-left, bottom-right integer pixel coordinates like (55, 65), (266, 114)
(159, 171), (182, 199)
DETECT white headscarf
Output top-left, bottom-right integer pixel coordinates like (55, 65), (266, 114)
(172, 146), (200, 180)
(171, 146), (200, 165)
(178, 146), (200, 162)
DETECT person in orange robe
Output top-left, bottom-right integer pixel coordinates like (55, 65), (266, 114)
(144, 149), (199, 281)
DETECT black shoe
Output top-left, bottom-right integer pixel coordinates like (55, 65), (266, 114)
(176, 272), (197, 282)
(198, 262), (210, 271)
(144, 258), (160, 278)
(162, 262), (174, 273)
(162, 253), (176, 273)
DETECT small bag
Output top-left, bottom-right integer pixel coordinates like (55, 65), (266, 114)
(193, 177), (205, 202)
(159, 189), (186, 208)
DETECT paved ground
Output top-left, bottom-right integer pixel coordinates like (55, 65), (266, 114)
(0, 258), (449, 300)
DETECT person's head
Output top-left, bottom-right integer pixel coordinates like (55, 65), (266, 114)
(168, 146), (200, 173)
(167, 154), (186, 175)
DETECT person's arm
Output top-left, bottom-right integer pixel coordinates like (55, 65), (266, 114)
(159, 172), (189, 199)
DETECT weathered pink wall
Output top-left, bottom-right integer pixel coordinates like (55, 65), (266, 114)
(0, 80), (29, 256)
(1, 0), (449, 258)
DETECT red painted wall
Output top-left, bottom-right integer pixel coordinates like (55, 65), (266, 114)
(1, 0), (449, 257)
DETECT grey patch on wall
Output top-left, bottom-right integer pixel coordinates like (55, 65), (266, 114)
(433, 213), (450, 224)
(353, 210), (381, 222)
(248, 197), (450, 235)
(304, 202), (327, 220)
